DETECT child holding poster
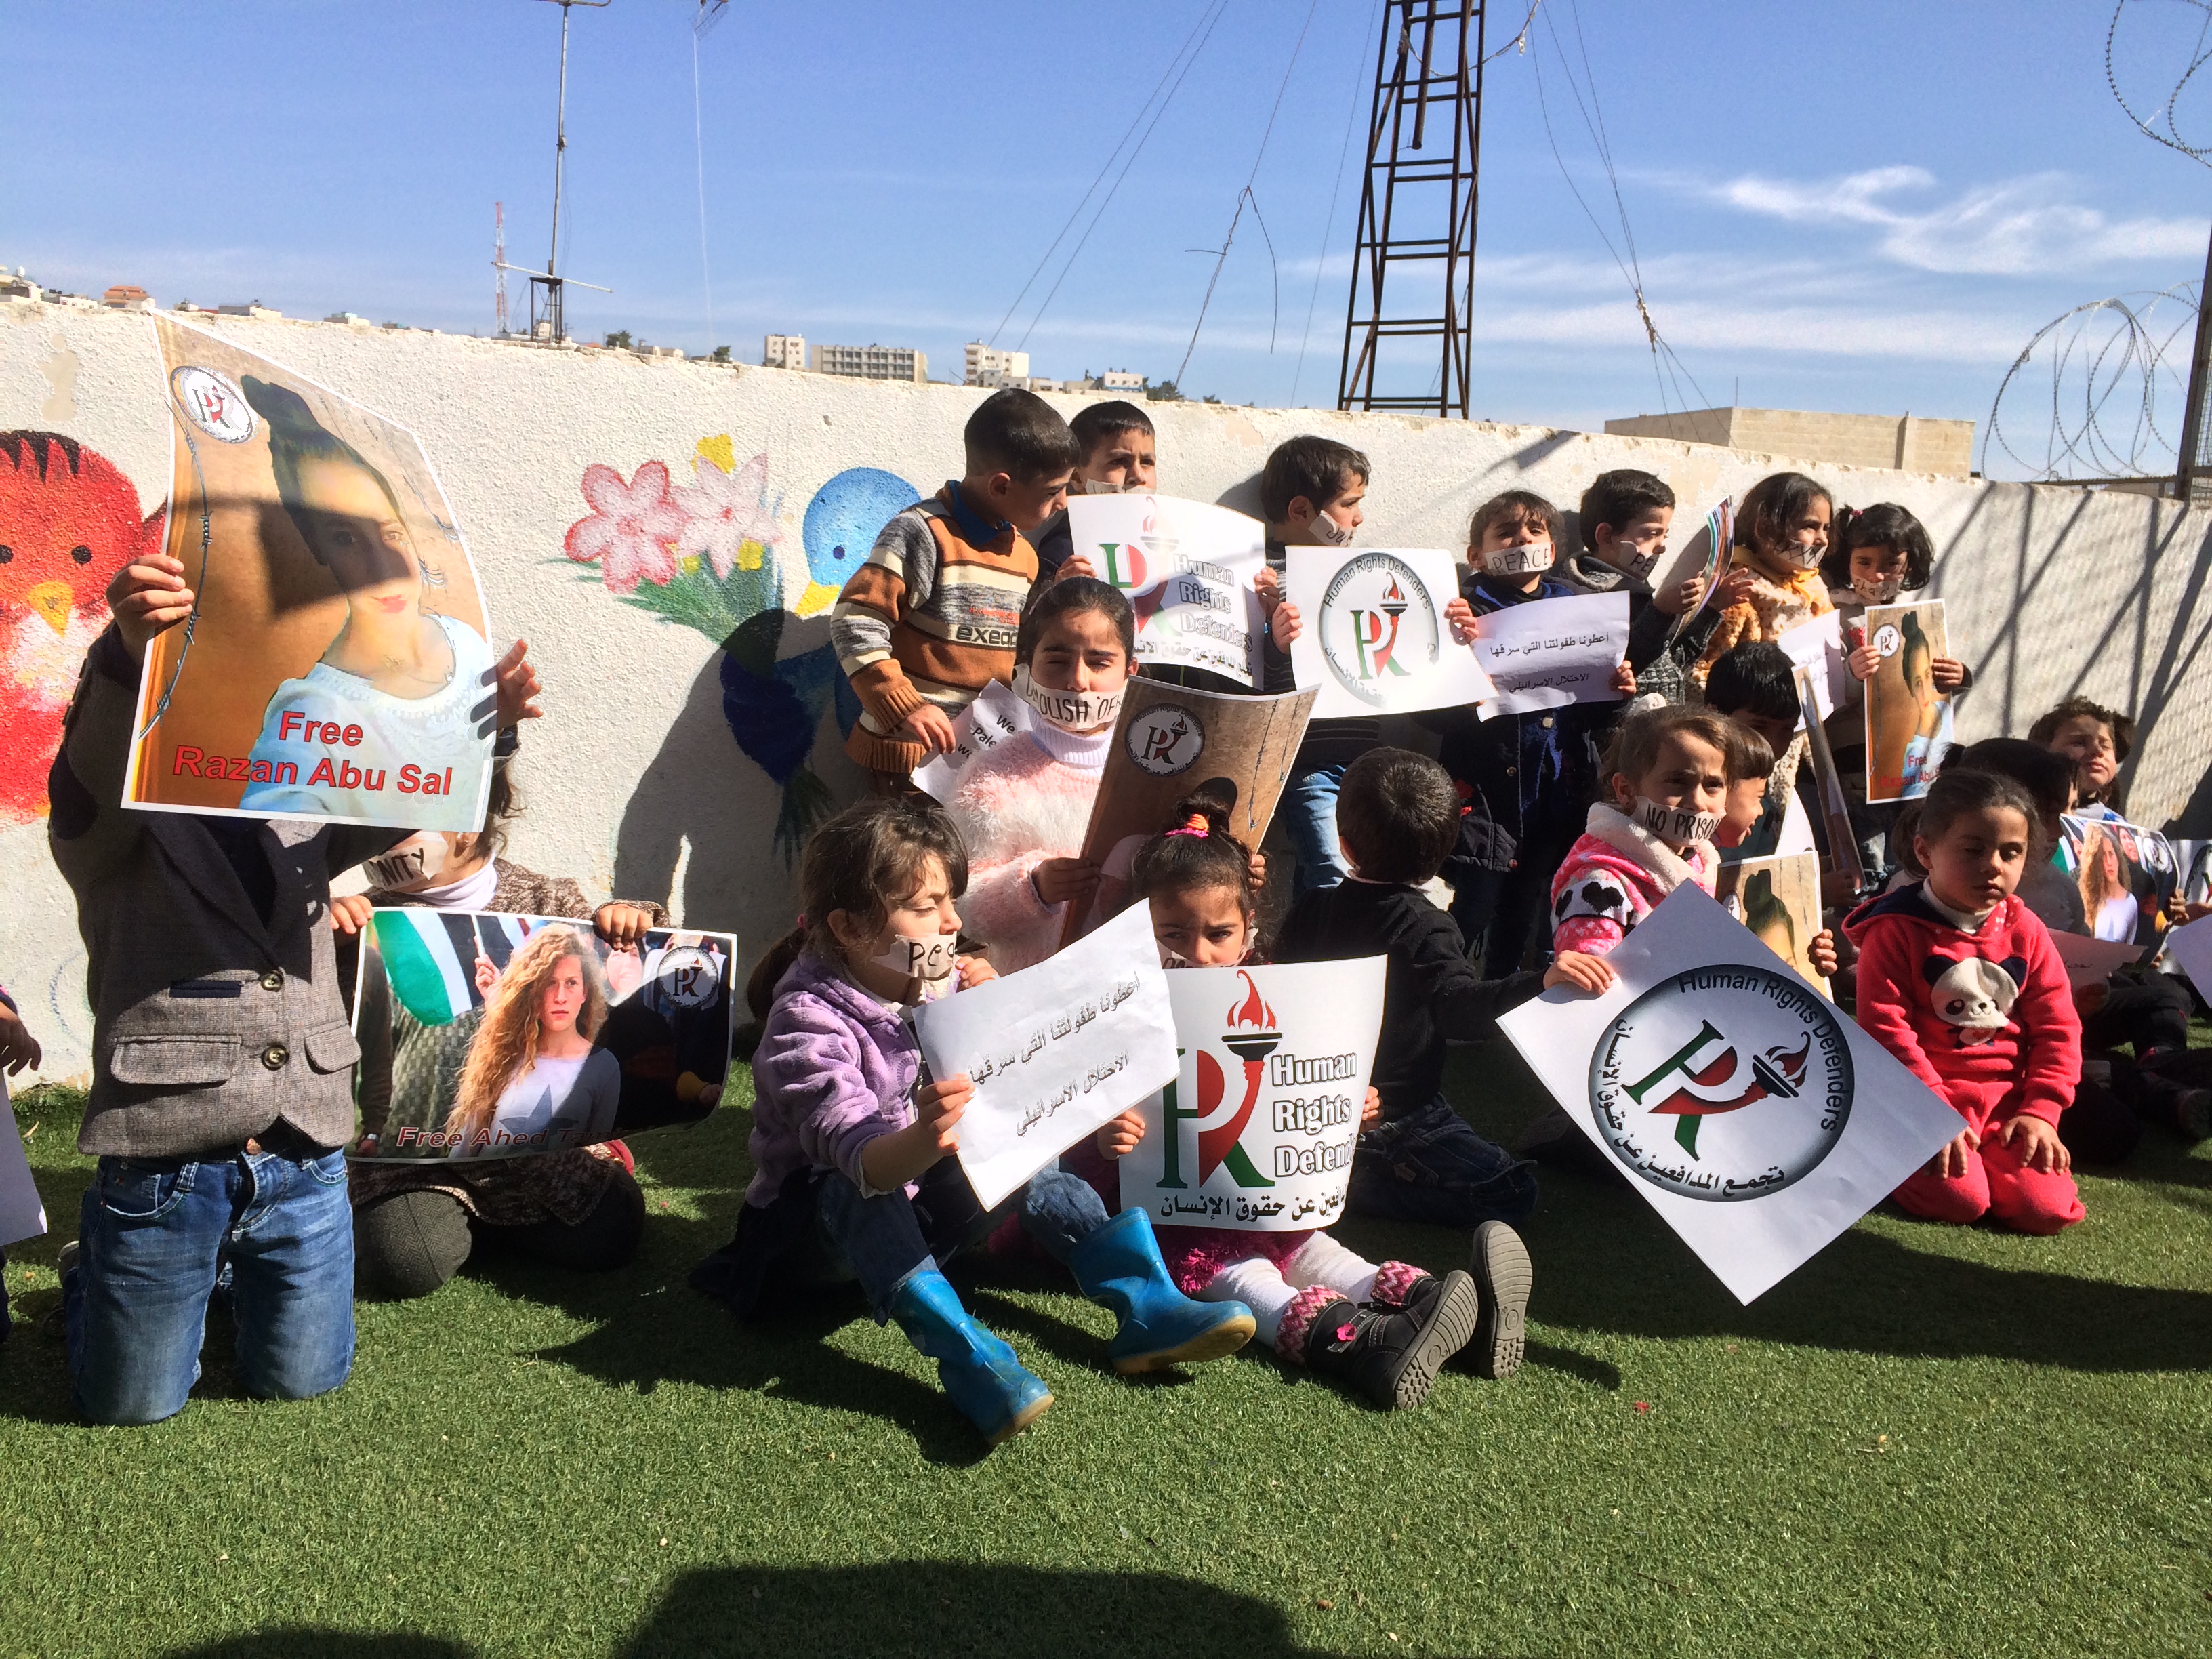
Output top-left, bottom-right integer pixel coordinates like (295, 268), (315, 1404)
(1844, 769), (2085, 1234)
(1078, 790), (1512, 1407)
(1689, 472), (1835, 692)
(1561, 470), (1751, 705)
(1027, 401), (1158, 588)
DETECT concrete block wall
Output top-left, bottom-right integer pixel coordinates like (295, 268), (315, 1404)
(4, 304), (2207, 1081)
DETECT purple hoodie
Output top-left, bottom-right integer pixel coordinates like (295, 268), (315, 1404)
(745, 951), (925, 1207)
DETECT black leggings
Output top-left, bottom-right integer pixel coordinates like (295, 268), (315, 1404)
(2084, 968), (2194, 1058)
(355, 1168), (647, 1300)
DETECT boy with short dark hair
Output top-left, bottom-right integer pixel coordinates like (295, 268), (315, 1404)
(1704, 640), (1816, 863)
(1252, 435), (1371, 895)
(1274, 748), (1612, 1264)
(833, 388), (1078, 781)
(1030, 401), (1158, 587)
(1563, 469), (1748, 705)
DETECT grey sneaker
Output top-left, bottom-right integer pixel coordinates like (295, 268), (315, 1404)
(1467, 1221), (1532, 1380)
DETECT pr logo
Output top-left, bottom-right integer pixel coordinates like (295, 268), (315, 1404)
(1158, 970), (1278, 1190)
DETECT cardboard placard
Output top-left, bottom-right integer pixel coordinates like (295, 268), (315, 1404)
(1285, 546), (1496, 719)
(1795, 665), (1866, 890)
(1863, 599), (1955, 804)
(1071, 493), (1267, 687)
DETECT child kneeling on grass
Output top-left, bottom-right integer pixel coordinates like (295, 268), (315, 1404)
(1845, 768), (2085, 1234)
(697, 797), (1250, 1447)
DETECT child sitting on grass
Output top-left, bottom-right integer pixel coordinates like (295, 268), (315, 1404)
(1079, 792), (1511, 1407)
(1845, 769), (2085, 1234)
(832, 388), (1078, 789)
(1275, 748), (1614, 1230)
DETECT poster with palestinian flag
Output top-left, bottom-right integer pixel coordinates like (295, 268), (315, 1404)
(1067, 493), (1269, 686)
(1116, 958), (1387, 1233)
(350, 909), (735, 1162)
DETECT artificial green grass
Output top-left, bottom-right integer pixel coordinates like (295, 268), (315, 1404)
(4, 1042), (2211, 1659)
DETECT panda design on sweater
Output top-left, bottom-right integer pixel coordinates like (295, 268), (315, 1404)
(1921, 952), (2028, 1048)
(1553, 874), (1633, 932)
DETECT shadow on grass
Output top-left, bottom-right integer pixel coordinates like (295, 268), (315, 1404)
(615, 1563), (1502, 1659)
(162, 1638), (470, 1659)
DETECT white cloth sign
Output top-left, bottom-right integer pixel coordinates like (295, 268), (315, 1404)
(1471, 592), (1631, 718)
(1496, 885), (1961, 1303)
(1116, 957), (1387, 1233)
(0, 1075), (47, 1248)
(2163, 914), (2212, 998)
(1778, 611), (1848, 722)
(1286, 546), (1496, 719)
(914, 902), (1178, 1208)
(911, 679), (1034, 803)
(1070, 493), (1267, 686)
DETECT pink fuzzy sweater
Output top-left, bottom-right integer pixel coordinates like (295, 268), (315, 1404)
(1549, 804), (1719, 958)
(945, 720), (1111, 973)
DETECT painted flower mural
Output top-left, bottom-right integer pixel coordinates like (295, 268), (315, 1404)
(563, 441), (916, 862)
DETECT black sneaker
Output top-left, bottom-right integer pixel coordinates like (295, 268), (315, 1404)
(2137, 1069), (2212, 1143)
(1467, 1221), (1532, 1380)
(1303, 1271), (1479, 1410)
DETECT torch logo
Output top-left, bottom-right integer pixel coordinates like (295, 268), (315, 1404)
(1158, 970), (1278, 1190)
(1317, 552), (1440, 708)
(1126, 702), (1205, 777)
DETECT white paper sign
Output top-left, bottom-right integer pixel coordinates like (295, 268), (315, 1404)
(2164, 914), (2212, 997)
(913, 902), (1178, 1208)
(1116, 957), (1388, 1233)
(1497, 885), (1962, 1303)
(1471, 591), (1631, 718)
(1778, 611), (1848, 722)
(911, 678), (1035, 803)
(0, 1075), (47, 1248)
(1070, 493), (1267, 686)
(1286, 546), (1496, 719)
(2049, 931), (2148, 988)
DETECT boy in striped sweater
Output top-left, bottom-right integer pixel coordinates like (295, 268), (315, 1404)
(833, 390), (1079, 784)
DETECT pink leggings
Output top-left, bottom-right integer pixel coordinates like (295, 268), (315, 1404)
(1891, 1082), (2083, 1236)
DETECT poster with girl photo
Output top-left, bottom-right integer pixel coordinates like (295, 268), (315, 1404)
(352, 910), (735, 1162)
(2060, 814), (2177, 949)
(123, 316), (497, 831)
(1863, 599), (1954, 804)
(1717, 851), (1832, 997)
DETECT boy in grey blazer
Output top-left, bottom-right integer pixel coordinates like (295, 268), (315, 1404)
(52, 547), (536, 1424)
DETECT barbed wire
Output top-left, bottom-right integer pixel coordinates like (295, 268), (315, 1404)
(2108, 0), (2212, 165)
(1981, 285), (2198, 480)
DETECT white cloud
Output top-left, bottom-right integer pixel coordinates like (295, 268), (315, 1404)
(1706, 167), (2206, 276)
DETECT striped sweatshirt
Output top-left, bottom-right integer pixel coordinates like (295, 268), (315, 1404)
(831, 483), (1039, 773)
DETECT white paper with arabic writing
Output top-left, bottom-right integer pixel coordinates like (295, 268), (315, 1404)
(0, 1074), (47, 1248)
(1116, 957), (1387, 1233)
(1471, 591), (1631, 718)
(1778, 611), (1848, 722)
(914, 902), (1177, 1208)
(1496, 885), (1959, 1303)
(1068, 493), (1268, 686)
(911, 679), (1036, 803)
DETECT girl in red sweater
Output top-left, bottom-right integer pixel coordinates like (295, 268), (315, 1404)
(1843, 769), (2085, 1233)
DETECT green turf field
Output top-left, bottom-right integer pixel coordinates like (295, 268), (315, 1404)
(4, 1040), (2209, 1659)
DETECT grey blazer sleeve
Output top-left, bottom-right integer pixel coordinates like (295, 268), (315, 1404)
(48, 638), (148, 888)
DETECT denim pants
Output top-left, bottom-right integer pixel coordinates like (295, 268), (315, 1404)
(1281, 761), (1351, 897)
(815, 1157), (990, 1321)
(1016, 1160), (1113, 1261)
(1346, 1096), (1539, 1229)
(64, 1147), (354, 1426)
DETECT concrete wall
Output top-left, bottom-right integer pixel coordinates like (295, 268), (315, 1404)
(1605, 406), (1976, 478)
(5, 304), (2209, 1082)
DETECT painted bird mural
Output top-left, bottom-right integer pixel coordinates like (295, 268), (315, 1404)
(564, 444), (915, 863)
(0, 432), (164, 820)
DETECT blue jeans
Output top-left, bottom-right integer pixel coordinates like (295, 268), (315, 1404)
(814, 1158), (989, 1322)
(1347, 1096), (1538, 1229)
(1017, 1160), (1113, 1261)
(1282, 761), (1351, 897)
(64, 1148), (355, 1425)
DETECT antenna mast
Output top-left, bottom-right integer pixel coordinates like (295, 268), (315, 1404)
(510, 0), (613, 344)
(494, 201), (508, 336)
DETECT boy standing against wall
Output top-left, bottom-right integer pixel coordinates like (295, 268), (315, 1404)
(834, 389), (1078, 785)
(1030, 400), (1158, 588)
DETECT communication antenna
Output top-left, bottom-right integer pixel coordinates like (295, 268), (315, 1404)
(499, 0), (614, 344)
(493, 201), (508, 336)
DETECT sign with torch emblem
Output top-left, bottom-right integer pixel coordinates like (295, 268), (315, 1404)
(1285, 546), (1496, 720)
(1118, 957), (1388, 1232)
(1068, 492), (1269, 686)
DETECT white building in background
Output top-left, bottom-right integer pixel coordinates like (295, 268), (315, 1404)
(964, 342), (1030, 388)
(1099, 369), (1143, 391)
(763, 333), (807, 371)
(813, 342), (926, 383)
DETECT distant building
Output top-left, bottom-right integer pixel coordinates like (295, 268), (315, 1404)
(102, 284), (152, 311)
(1098, 369), (1143, 391)
(764, 333), (806, 371)
(965, 342), (1029, 388)
(814, 342), (927, 383)
(325, 311), (371, 327)
(1602, 405), (1975, 478)
(217, 300), (283, 320)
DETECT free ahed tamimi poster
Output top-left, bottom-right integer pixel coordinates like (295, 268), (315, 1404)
(124, 316), (497, 832)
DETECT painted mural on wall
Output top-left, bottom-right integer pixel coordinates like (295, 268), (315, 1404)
(562, 439), (918, 859)
(0, 431), (165, 821)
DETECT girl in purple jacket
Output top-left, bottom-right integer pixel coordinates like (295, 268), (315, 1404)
(699, 796), (1250, 1447)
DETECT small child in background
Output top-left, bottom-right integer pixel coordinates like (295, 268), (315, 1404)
(1690, 472), (1836, 691)
(2028, 695), (2135, 820)
(1435, 491), (1637, 976)
(1276, 748), (1615, 1231)
(1845, 769), (2085, 1234)
(943, 579), (1134, 972)
(1561, 469), (1752, 704)
(0, 987), (41, 1344)
(1702, 641), (1817, 863)
(1715, 721), (1777, 855)
(1028, 401), (1158, 590)
(832, 389), (1078, 787)
(1077, 792), (1509, 1408)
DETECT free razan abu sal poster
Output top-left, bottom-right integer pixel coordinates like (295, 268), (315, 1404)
(352, 910), (734, 1162)
(124, 316), (497, 832)
(1117, 958), (1387, 1231)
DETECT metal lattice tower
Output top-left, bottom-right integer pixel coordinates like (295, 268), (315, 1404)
(1338, 1), (1485, 418)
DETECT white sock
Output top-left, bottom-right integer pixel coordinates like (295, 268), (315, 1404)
(1201, 1257), (1296, 1346)
(1284, 1231), (1379, 1305)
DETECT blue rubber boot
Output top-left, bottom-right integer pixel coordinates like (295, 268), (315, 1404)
(888, 1268), (1052, 1447)
(1067, 1208), (1256, 1375)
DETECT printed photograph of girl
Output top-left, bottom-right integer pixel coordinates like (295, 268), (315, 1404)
(352, 910), (737, 1163)
(2059, 813), (2179, 949)
(1864, 600), (1954, 804)
(123, 316), (497, 831)
(1717, 851), (1830, 993)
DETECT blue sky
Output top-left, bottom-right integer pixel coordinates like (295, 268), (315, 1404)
(4, 1), (2209, 474)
